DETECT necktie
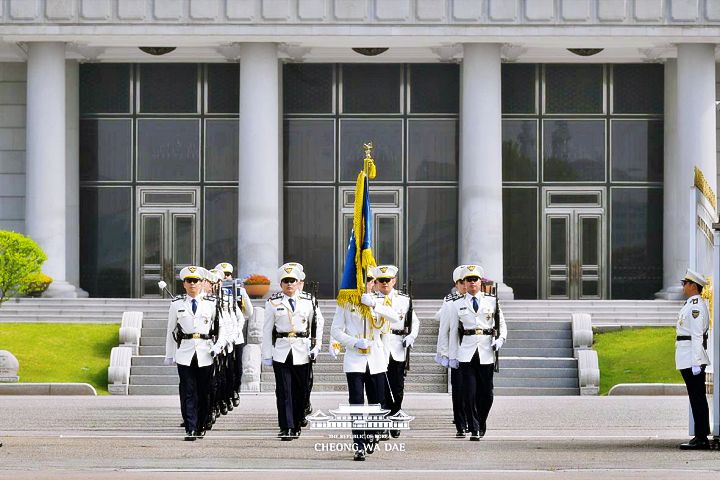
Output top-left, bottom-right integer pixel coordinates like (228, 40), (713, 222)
(384, 295), (392, 306)
(289, 298), (295, 312)
(191, 299), (197, 315)
(472, 296), (479, 313)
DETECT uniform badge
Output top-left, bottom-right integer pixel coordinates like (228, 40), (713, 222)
(692, 310), (700, 318)
(467, 265), (476, 272)
(284, 267), (293, 274)
(380, 266), (388, 273)
(204, 319), (209, 324)
(189, 266), (197, 273)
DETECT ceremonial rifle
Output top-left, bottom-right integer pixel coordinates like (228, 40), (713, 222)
(309, 281), (320, 364)
(403, 280), (413, 377)
(492, 282), (500, 373)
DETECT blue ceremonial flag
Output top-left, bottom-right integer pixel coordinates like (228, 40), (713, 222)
(337, 144), (377, 315)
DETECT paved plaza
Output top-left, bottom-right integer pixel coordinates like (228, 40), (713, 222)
(1, 393), (719, 479)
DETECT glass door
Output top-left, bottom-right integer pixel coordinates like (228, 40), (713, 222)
(542, 188), (605, 299)
(137, 188), (200, 297)
(338, 187), (403, 285)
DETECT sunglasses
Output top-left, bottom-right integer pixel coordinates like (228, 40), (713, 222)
(366, 278), (375, 283)
(464, 276), (480, 283)
(376, 278), (392, 284)
(224, 272), (232, 278)
(184, 278), (200, 284)
(281, 278), (297, 284)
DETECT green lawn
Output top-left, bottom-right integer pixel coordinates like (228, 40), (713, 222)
(0, 323), (118, 395)
(594, 326), (682, 395)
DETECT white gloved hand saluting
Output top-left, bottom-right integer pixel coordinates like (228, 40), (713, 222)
(491, 337), (505, 351)
(360, 293), (376, 308)
(692, 365), (703, 376)
(309, 345), (321, 360)
(262, 358), (273, 366)
(354, 338), (370, 350)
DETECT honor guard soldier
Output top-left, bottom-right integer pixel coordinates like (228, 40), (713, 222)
(331, 275), (399, 461)
(677, 269), (711, 450)
(435, 265), (469, 437)
(444, 265), (507, 441)
(262, 264), (325, 441)
(206, 268), (236, 421)
(372, 265), (419, 438)
(217, 262), (253, 406)
(164, 266), (224, 441)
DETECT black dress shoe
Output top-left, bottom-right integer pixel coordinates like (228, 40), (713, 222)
(680, 437), (710, 450)
(353, 450), (366, 461)
(390, 430), (401, 438)
(232, 392), (240, 407)
(478, 427), (486, 438)
(185, 431), (197, 441)
(455, 430), (466, 438)
(226, 400), (234, 412)
(219, 403), (228, 416)
(180, 421), (186, 428)
(280, 429), (293, 441)
(196, 429), (205, 439)
(470, 431), (480, 441)
(292, 428), (301, 439)
(300, 418), (308, 428)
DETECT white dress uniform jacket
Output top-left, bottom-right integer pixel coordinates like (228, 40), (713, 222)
(331, 302), (399, 375)
(222, 282), (251, 345)
(165, 294), (219, 368)
(446, 292), (508, 364)
(377, 289), (420, 363)
(435, 292), (460, 359)
(675, 294), (710, 370)
(262, 291), (324, 365)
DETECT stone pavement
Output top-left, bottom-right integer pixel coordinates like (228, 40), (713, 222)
(1, 393), (719, 479)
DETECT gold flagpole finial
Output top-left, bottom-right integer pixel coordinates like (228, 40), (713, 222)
(363, 142), (376, 179)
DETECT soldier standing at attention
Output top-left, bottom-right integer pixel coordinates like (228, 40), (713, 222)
(676, 269), (711, 450)
(164, 266), (224, 441)
(262, 264), (324, 441)
(373, 265), (419, 438)
(435, 265), (469, 437)
(445, 265), (507, 441)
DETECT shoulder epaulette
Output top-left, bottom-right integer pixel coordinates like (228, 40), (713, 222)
(203, 295), (217, 302)
(692, 298), (699, 304)
(373, 291), (384, 298)
(300, 291), (313, 300)
(172, 295), (186, 302)
(397, 291), (410, 298)
(452, 294), (465, 302)
(269, 292), (283, 300)
(444, 292), (461, 302)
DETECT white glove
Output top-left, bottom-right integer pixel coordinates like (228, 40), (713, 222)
(360, 293), (376, 308)
(163, 357), (176, 366)
(262, 358), (273, 366)
(354, 338), (370, 350)
(210, 344), (223, 357)
(491, 337), (505, 351)
(434, 354), (449, 368)
(330, 345), (339, 360)
(403, 336), (415, 348)
(692, 365), (702, 376)
(309, 345), (321, 360)
(448, 358), (460, 369)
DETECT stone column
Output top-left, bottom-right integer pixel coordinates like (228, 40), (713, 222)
(459, 43), (513, 298)
(237, 43), (281, 281)
(657, 45), (717, 298)
(25, 43), (78, 297)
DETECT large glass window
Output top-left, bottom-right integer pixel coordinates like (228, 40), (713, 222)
(545, 65), (604, 114)
(503, 188), (538, 299)
(284, 187), (336, 298)
(407, 119), (457, 181)
(502, 120), (537, 182)
(204, 187), (238, 268)
(137, 119), (200, 181)
(543, 120), (605, 182)
(206, 64), (239, 114)
(79, 187), (132, 297)
(611, 120), (663, 182)
(79, 64), (131, 114)
(80, 119), (132, 181)
(284, 119), (335, 182)
(613, 64), (664, 114)
(205, 119), (239, 181)
(611, 188), (663, 298)
(409, 64), (459, 114)
(139, 64), (198, 113)
(284, 64), (334, 114)
(342, 64), (401, 113)
(502, 64), (536, 114)
(340, 119), (403, 182)
(407, 188), (458, 298)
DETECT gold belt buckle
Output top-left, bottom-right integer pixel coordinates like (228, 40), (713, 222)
(358, 346), (371, 355)
(287, 332), (297, 338)
(475, 328), (483, 335)
(192, 333), (201, 340)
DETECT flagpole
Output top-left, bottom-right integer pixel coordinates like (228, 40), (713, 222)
(362, 142), (372, 342)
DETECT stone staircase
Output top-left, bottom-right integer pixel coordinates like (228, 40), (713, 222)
(0, 297), (683, 396)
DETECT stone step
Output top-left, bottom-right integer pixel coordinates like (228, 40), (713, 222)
(493, 387), (580, 395)
(499, 347), (575, 357)
(503, 338), (572, 349)
(260, 382), (448, 393)
(131, 361), (449, 376)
